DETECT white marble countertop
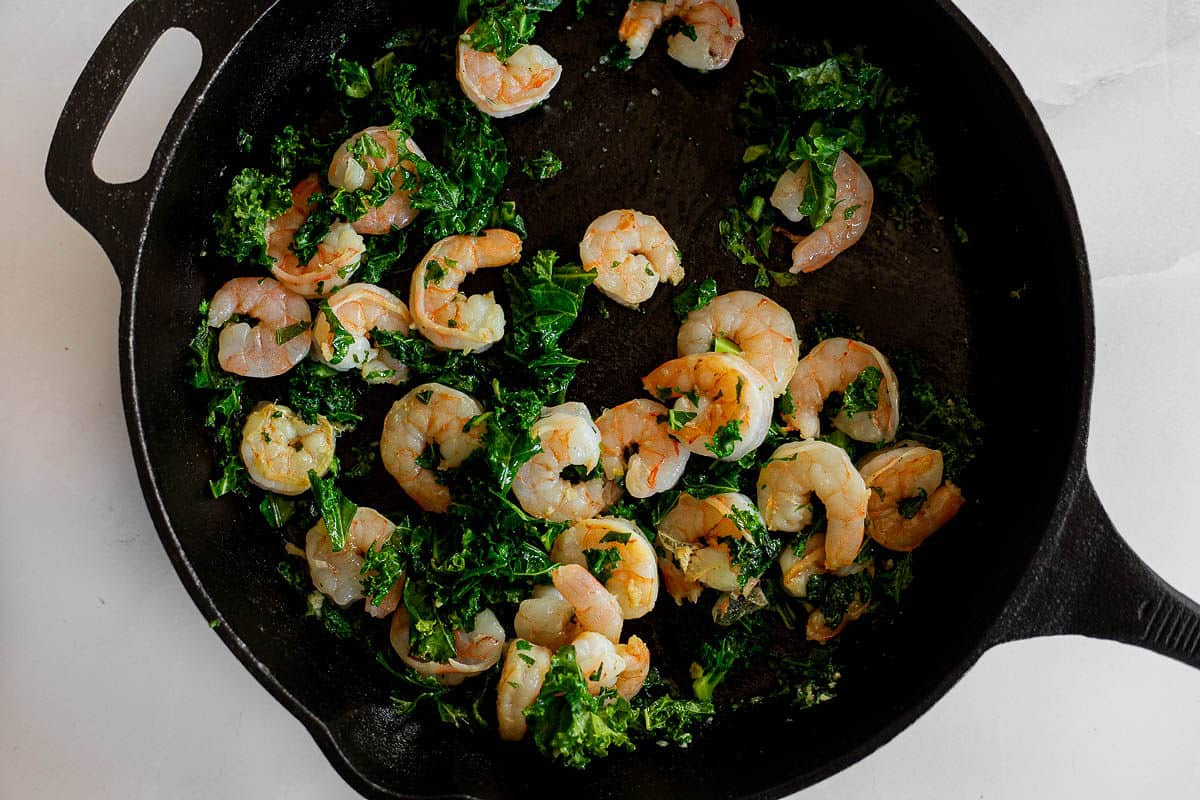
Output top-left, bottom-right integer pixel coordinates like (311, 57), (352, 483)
(3, 1), (1199, 797)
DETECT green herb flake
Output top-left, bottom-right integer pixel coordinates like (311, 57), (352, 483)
(523, 149), (563, 180)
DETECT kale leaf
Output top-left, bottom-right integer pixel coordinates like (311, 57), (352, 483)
(525, 645), (635, 768)
(213, 168), (292, 267)
(523, 149), (563, 180)
(671, 277), (718, 322)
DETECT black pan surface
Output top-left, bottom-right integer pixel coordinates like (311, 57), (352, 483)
(46, 1), (1200, 798)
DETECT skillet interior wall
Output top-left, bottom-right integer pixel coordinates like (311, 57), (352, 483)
(133, 1), (1087, 797)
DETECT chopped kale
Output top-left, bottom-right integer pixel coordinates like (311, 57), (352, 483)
(308, 470), (357, 552)
(840, 366), (882, 417)
(525, 645), (635, 768)
(213, 168), (292, 267)
(671, 277), (718, 322)
(523, 149), (563, 180)
(286, 361), (365, 429)
(705, 420), (742, 458)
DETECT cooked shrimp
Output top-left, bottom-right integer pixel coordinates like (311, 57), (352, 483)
(642, 353), (773, 462)
(409, 229), (522, 352)
(380, 383), (485, 513)
(783, 337), (900, 443)
(807, 600), (870, 643)
(239, 402), (335, 496)
(778, 532), (826, 598)
(312, 283), (412, 384)
(596, 399), (689, 498)
(619, 0), (744, 71)
(656, 491), (765, 600)
(327, 127), (425, 236)
(614, 635), (650, 700)
(496, 639), (553, 741)
(266, 174), (365, 298)
(757, 440), (870, 572)
(514, 563), (625, 649)
(207, 276), (311, 378)
(771, 151), (874, 273)
(305, 506), (401, 618)
(389, 607), (505, 686)
(551, 517), (659, 619)
(512, 403), (622, 522)
(857, 443), (966, 551)
(514, 585), (578, 652)
(579, 209), (683, 308)
(572, 631), (627, 695)
(676, 290), (800, 396)
(457, 25), (562, 118)
(778, 531), (869, 641)
(552, 563), (623, 643)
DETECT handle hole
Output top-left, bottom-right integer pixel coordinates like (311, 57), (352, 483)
(92, 27), (202, 184)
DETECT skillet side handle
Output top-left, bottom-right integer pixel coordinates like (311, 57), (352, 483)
(993, 472), (1200, 670)
(45, 0), (276, 284)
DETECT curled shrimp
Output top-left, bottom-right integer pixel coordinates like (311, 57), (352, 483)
(380, 383), (485, 513)
(857, 443), (966, 551)
(305, 506), (402, 618)
(515, 564), (624, 647)
(513, 585), (578, 652)
(409, 229), (522, 352)
(619, 0), (744, 71)
(656, 491), (765, 601)
(240, 402), (335, 496)
(807, 600), (870, 644)
(777, 531), (869, 642)
(642, 353), (773, 462)
(312, 283), (413, 384)
(757, 440), (870, 572)
(596, 399), (689, 498)
(496, 639), (553, 741)
(614, 635), (650, 700)
(327, 127), (425, 235)
(770, 151), (874, 273)
(266, 174), (365, 298)
(676, 290), (800, 397)
(579, 209), (683, 308)
(389, 607), (506, 686)
(512, 403), (621, 522)
(572, 631), (627, 695)
(783, 337), (900, 443)
(456, 24), (562, 118)
(207, 276), (311, 378)
(551, 517), (659, 619)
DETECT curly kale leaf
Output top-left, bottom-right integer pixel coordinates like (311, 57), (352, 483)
(525, 645), (635, 768)
(671, 277), (718, 322)
(287, 361), (365, 429)
(213, 168), (292, 267)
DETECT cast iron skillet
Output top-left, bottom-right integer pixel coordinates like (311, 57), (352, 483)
(46, 1), (1200, 797)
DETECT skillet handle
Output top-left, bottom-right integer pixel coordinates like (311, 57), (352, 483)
(45, 0), (276, 285)
(991, 471), (1200, 669)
